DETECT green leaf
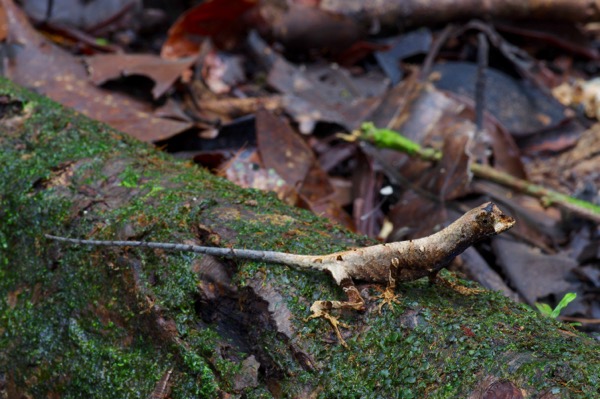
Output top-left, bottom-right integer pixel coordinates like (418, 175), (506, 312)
(535, 293), (577, 318)
(535, 302), (553, 317)
(551, 292), (577, 318)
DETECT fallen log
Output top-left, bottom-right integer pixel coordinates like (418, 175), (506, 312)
(1, 77), (598, 398)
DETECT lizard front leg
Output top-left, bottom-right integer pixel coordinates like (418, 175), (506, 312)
(305, 274), (365, 348)
(375, 257), (402, 313)
(429, 271), (484, 295)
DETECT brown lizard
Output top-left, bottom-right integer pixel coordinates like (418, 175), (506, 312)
(45, 202), (514, 347)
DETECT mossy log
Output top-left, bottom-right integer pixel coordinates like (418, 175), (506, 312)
(1, 77), (599, 398)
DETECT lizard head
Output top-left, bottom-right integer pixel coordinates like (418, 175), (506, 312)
(473, 202), (515, 236)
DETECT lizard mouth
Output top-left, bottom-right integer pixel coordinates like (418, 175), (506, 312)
(493, 215), (516, 234)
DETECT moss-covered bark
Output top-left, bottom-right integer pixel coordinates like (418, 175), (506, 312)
(1, 77), (599, 398)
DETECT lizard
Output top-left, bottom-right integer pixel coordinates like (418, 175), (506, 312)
(45, 201), (515, 347)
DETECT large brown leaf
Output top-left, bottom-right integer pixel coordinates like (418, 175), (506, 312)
(1, 0), (191, 141)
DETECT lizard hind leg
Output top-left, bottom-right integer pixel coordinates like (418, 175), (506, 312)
(375, 257), (402, 314)
(305, 277), (365, 348)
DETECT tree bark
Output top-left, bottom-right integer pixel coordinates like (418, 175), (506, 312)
(1, 77), (599, 398)
(318, 0), (600, 31)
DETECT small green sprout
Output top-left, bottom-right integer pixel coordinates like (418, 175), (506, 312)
(535, 292), (577, 319)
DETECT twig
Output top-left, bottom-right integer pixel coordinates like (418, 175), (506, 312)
(351, 123), (600, 223)
(475, 32), (488, 134)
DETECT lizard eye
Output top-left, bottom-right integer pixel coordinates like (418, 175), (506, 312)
(478, 213), (493, 227)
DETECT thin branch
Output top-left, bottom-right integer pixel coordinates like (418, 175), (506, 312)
(353, 123), (600, 223)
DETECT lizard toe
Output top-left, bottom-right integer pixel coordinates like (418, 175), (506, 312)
(305, 302), (349, 347)
(374, 287), (401, 314)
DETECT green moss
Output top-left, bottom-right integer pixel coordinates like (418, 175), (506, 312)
(0, 268), (165, 397)
(118, 164), (141, 188)
(0, 79), (221, 398)
(292, 281), (600, 398)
